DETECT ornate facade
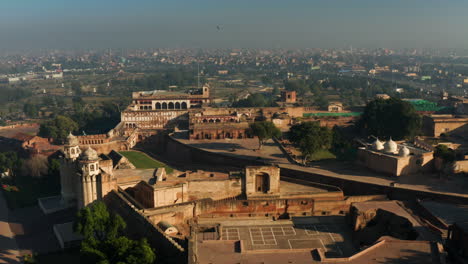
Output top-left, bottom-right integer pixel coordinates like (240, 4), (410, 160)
(60, 133), (117, 209)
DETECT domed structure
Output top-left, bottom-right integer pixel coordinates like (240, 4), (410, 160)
(372, 138), (384, 151)
(384, 138), (398, 154)
(399, 146), (410, 157)
(65, 132), (79, 146)
(80, 147), (99, 161)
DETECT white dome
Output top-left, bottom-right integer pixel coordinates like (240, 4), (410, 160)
(65, 132), (79, 146)
(372, 138), (384, 151)
(399, 146), (410, 157)
(80, 147), (99, 161)
(384, 138), (398, 154)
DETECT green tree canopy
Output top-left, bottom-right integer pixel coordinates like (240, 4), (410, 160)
(38, 115), (79, 144)
(434, 144), (456, 163)
(359, 98), (421, 140)
(0, 152), (22, 174)
(232, 93), (276, 108)
(75, 201), (156, 264)
(249, 121), (281, 149)
(289, 122), (333, 164)
(23, 102), (39, 118)
(284, 80), (309, 95)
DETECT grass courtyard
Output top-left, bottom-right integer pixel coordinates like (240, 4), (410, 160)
(119, 151), (174, 173)
(309, 149), (337, 161)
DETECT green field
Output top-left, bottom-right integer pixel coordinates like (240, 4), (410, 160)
(119, 151), (174, 173)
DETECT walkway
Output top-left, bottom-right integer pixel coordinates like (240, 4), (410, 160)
(175, 137), (468, 199)
(0, 191), (20, 264)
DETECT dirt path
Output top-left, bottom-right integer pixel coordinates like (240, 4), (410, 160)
(0, 192), (20, 264)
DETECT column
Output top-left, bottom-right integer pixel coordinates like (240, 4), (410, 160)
(86, 176), (93, 206)
(80, 176), (87, 208)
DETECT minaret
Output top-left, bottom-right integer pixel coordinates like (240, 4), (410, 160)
(77, 147), (100, 208)
(60, 133), (81, 203)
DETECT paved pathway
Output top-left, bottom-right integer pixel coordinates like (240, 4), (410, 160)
(177, 137), (468, 199)
(0, 192), (20, 264)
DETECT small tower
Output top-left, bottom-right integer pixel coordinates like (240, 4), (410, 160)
(63, 132), (81, 161)
(60, 133), (81, 203)
(202, 84), (210, 98)
(78, 147), (100, 208)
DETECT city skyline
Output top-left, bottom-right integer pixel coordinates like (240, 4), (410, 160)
(1, 0), (467, 50)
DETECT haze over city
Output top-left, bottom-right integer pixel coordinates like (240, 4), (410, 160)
(1, 0), (468, 50)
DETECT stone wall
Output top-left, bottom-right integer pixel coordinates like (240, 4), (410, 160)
(187, 179), (241, 201)
(164, 134), (468, 204)
(357, 148), (434, 177)
(143, 191), (349, 228)
(104, 190), (186, 261)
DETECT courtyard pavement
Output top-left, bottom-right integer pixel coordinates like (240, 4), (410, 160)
(0, 192), (20, 264)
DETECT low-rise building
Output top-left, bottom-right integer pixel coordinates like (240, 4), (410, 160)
(357, 138), (434, 177)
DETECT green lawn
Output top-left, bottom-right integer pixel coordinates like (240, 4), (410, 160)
(309, 149), (337, 161)
(119, 151), (174, 173)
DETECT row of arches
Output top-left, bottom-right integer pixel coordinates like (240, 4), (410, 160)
(80, 139), (104, 145)
(201, 118), (236, 123)
(191, 131), (252, 140)
(155, 102), (188, 110)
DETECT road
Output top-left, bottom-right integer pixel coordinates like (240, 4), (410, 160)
(0, 191), (20, 264)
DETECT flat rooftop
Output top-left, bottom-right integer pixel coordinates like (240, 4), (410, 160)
(196, 216), (356, 264)
(420, 200), (468, 226)
(195, 215), (441, 264)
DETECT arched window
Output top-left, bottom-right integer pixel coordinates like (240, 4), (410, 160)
(156, 102), (161, 109)
(168, 102), (175, 109)
(162, 102), (168, 109)
(209, 119), (214, 123)
(71, 148), (75, 154)
(90, 164), (95, 171)
(215, 119), (221, 123)
(203, 119), (208, 123)
(181, 102), (188, 109)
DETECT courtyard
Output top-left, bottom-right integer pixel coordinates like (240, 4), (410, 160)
(119, 151), (173, 173)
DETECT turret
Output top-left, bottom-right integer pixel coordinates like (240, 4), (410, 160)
(78, 147), (100, 208)
(63, 132), (81, 161)
(79, 147), (100, 176)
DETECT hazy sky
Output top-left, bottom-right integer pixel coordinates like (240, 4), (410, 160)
(1, 0), (467, 49)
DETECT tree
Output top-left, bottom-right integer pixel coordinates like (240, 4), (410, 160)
(232, 93), (276, 108)
(75, 201), (156, 264)
(21, 155), (48, 178)
(434, 144), (456, 163)
(284, 80), (308, 95)
(0, 152), (22, 176)
(71, 80), (83, 95)
(23, 102), (39, 118)
(38, 115), (79, 144)
(249, 121), (281, 149)
(359, 98), (421, 140)
(289, 122), (332, 164)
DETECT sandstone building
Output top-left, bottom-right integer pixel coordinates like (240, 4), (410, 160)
(357, 138), (434, 177)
